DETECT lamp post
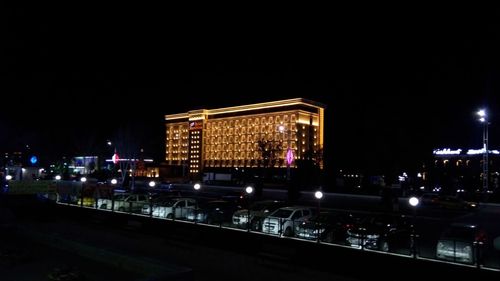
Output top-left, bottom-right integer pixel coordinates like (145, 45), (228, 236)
(80, 177), (87, 207)
(409, 196), (419, 258)
(245, 185), (253, 231)
(314, 190), (323, 242)
(477, 109), (489, 193)
(193, 183), (201, 224)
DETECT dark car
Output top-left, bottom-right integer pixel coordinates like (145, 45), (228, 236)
(187, 200), (241, 225)
(346, 215), (411, 252)
(295, 211), (359, 243)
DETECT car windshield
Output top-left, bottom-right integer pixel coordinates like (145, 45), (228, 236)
(113, 194), (130, 200)
(157, 199), (176, 207)
(442, 226), (476, 240)
(250, 202), (277, 211)
(271, 209), (293, 218)
(311, 213), (336, 223)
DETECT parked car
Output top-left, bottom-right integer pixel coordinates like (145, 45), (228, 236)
(148, 198), (196, 219)
(346, 214), (411, 252)
(97, 193), (149, 212)
(262, 206), (314, 236)
(186, 200), (241, 225)
(232, 200), (286, 229)
(295, 211), (359, 243)
(436, 222), (487, 264)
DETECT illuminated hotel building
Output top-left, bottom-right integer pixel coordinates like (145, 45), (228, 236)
(165, 98), (325, 176)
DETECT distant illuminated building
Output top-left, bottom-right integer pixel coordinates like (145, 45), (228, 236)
(165, 98), (326, 176)
(430, 148), (500, 193)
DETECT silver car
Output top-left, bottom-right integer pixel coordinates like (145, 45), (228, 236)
(436, 223), (487, 264)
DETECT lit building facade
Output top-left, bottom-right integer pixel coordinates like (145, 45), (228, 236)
(429, 148), (500, 193)
(165, 98), (325, 177)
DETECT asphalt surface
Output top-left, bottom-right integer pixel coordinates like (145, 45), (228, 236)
(1, 202), (364, 281)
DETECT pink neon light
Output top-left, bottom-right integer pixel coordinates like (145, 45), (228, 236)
(286, 148), (294, 165)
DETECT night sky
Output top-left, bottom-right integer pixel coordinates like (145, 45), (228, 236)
(2, 7), (500, 176)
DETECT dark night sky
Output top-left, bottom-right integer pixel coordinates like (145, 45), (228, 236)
(2, 6), (500, 175)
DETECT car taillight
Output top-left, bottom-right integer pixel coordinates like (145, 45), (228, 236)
(344, 224), (353, 230)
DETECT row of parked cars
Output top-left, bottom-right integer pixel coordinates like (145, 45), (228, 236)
(61, 189), (489, 264)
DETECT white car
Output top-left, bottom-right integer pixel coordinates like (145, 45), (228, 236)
(436, 223), (486, 264)
(146, 198), (196, 219)
(232, 200), (285, 229)
(97, 193), (149, 212)
(262, 206), (313, 236)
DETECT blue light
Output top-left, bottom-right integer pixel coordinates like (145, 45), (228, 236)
(30, 156), (38, 164)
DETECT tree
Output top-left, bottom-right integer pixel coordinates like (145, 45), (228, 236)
(256, 138), (283, 169)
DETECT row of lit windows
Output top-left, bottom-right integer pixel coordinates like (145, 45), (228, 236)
(206, 115), (297, 129)
(206, 134), (296, 145)
(166, 157), (188, 161)
(167, 150), (190, 154)
(205, 150), (293, 160)
(433, 159), (492, 167)
(204, 142), (297, 152)
(206, 125), (297, 137)
(168, 144), (188, 147)
(166, 150), (189, 154)
(167, 128), (188, 133)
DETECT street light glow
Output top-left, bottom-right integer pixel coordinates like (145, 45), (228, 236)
(479, 117), (486, 122)
(5, 175), (12, 181)
(477, 109), (486, 117)
(149, 181), (156, 188)
(409, 196), (419, 207)
(314, 191), (323, 199)
(55, 175), (61, 181)
(193, 183), (201, 190)
(80, 177), (87, 183)
(111, 178), (117, 185)
(245, 186), (253, 194)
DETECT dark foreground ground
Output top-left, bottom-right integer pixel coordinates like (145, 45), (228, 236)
(1, 194), (499, 281)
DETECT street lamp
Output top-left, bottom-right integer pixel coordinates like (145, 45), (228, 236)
(245, 186), (253, 231)
(149, 181), (156, 188)
(314, 190), (324, 242)
(477, 109), (489, 193)
(55, 175), (62, 181)
(409, 196), (419, 258)
(193, 183), (201, 223)
(111, 178), (117, 185)
(79, 177), (87, 207)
